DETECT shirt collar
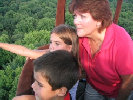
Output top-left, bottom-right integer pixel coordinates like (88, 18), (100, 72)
(80, 23), (115, 52)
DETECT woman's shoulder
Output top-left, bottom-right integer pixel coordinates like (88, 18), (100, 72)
(110, 23), (132, 45)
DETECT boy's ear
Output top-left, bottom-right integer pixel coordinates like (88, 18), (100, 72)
(67, 45), (72, 52)
(56, 87), (68, 96)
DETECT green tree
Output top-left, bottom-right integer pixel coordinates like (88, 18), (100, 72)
(20, 30), (50, 49)
(2, 10), (17, 37)
(37, 18), (55, 31)
(0, 66), (22, 100)
(118, 2), (133, 35)
(0, 34), (15, 69)
(0, 34), (10, 42)
(65, 11), (74, 27)
(15, 17), (36, 34)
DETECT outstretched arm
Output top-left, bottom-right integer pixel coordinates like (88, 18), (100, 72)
(0, 43), (49, 59)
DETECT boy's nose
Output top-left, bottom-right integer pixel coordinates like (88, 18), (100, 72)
(31, 82), (36, 91)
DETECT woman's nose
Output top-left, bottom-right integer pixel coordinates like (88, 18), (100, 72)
(74, 16), (81, 25)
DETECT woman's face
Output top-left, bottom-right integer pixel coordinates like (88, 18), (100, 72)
(49, 33), (72, 52)
(73, 11), (101, 37)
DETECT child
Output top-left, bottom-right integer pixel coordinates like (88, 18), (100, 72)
(0, 24), (80, 100)
(12, 50), (80, 100)
(0, 24), (78, 60)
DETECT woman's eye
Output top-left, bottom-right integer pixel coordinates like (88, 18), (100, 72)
(81, 15), (86, 19)
(73, 14), (77, 19)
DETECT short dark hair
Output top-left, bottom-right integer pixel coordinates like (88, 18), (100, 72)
(69, 0), (112, 32)
(33, 50), (80, 91)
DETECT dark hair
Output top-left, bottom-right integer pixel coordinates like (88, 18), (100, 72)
(69, 0), (112, 32)
(51, 24), (79, 60)
(33, 50), (80, 91)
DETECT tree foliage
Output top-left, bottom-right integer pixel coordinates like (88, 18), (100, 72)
(0, 66), (22, 100)
(118, 2), (133, 35)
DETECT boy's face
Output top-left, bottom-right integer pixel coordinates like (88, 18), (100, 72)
(32, 72), (58, 100)
(49, 33), (72, 52)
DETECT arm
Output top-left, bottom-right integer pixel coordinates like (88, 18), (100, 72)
(12, 95), (35, 100)
(0, 43), (49, 59)
(116, 74), (133, 100)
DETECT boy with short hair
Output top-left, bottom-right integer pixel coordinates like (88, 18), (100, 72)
(13, 50), (79, 100)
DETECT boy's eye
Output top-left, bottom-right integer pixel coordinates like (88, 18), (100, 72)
(38, 82), (43, 87)
(49, 41), (52, 44)
(34, 80), (44, 87)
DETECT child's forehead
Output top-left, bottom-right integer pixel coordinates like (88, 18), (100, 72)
(34, 72), (53, 90)
(50, 33), (60, 38)
(34, 72), (46, 82)
(50, 33), (66, 45)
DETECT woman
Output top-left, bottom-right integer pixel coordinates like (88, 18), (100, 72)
(0, 24), (80, 100)
(69, 0), (133, 100)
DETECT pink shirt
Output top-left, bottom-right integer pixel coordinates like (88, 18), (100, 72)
(79, 23), (133, 97)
